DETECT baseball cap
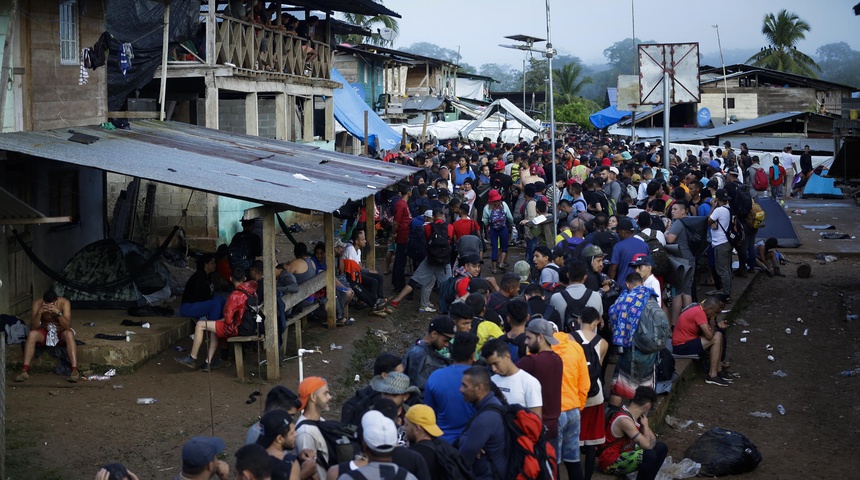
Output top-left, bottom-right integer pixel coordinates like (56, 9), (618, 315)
(405, 404), (444, 437)
(609, 166), (619, 175)
(706, 179), (719, 190)
(632, 173), (641, 183)
(423, 209), (434, 218)
(708, 159), (721, 170)
(428, 315), (456, 336)
(369, 371), (420, 396)
(601, 158), (612, 167)
(582, 245), (605, 258)
(334, 238), (347, 249)
(256, 410), (293, 447)
(460, 254), (483, 265)
(525, 318), (559, 345)
(361, 410), (398, 454)
(182, 436), (226, 470)
(438, 188), (450, 197)
(616, 217), (636, 231)
(715, 188), (731, 201)
(426, 188), (438, 198)
(629, 253), (654, 268)
(494, 161), (505, 171)
(726, 167), (739, 176)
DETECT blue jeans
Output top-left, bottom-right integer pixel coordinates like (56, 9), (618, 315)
(489, 227), (509, 262)
(558, 408), (581, 462)
(525, 237), (538, 267)
(179, 296), (227, 320)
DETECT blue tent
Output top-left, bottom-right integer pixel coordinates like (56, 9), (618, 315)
(801, 170), (843, 199)
(589, 105), (631, 129)
(330, 68), (401, 151)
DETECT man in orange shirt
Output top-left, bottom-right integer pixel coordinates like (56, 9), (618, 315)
(551, 318), (591, 479)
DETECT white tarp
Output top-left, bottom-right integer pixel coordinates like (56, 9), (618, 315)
(459, 98), (542, 139)
(455, 78), (486, 101)
(667, 142), (834, 170)
(389, 118), (537, 144)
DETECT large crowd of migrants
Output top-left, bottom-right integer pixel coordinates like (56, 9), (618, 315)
(30, 126), (807, 480)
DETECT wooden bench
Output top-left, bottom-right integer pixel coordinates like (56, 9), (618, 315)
(229, 274), (327, 380)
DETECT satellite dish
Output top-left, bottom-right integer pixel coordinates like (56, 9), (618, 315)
(697, 107), (711, 128)
(377, 28), (395, 42)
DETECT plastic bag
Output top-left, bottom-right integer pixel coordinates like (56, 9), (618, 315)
(655, 456), (701, 480)
(684, 428), (762, 476)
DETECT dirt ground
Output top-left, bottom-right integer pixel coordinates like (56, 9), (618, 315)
(5, 231), (860, 478)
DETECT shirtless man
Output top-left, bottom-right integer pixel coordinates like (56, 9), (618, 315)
(16, 289), (80, 382)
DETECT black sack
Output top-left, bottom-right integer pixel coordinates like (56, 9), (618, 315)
(684, 427), (762, 476)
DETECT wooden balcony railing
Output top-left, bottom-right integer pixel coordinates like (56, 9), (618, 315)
(212, 14), (331, 79)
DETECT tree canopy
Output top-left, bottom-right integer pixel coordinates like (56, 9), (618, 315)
(816, 42), (860, 88)
(745, 9), (820, 77)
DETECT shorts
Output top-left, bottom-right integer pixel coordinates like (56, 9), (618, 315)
(603, 447), (644, 475)
(36, 326), (70, 347)
(214, 320), (230, 339)
(579, 404), (606, 446)
(387, 243), (396, 253)
(672, 338), (705, 357)
(557, 408), (581, 462)
(610, 362), (655, 401)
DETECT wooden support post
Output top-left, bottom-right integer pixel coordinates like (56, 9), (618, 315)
(245, 92), (259, 136)
(323, 213), (337, 329)
(275, 92), (287, 140)
(206, 0), (216, 65)
(302, 97), (314, 143)
(159, 2), (170, 121)
(205, 72), (219, 129)
(420, 113), (429, 143)
(324, 95), (334, 141)
(0, 0), (19, 124)
(365, 194), (376, 268)
(402, 128), (407, 149)
(0, 227), (10, 316)
(262, 209), (280, 381)
(363, 110), (369, 155)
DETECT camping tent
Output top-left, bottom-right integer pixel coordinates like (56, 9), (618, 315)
(331, 67), (401, 151)
(802, 170), (844, 199)
(55, 239), (177, 308)
(755, 197), (802, 248)
(458, 98), (542, 139)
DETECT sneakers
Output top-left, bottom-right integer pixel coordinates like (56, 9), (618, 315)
(718, 371), (735, 383)
(68, 370), (81, 383)
(419, 306), (437, 313)
(14, 371), (29, 382)
(175, 355), (197, 369)
(705, 375), (731, 387)
(369, 309), (388, 318)
(387, 300), (400, 309)
(199, 358), (228, 372)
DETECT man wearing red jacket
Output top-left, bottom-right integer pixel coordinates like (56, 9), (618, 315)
(176, 268), (257, 371)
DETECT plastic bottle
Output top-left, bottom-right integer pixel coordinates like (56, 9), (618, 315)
(840, 369), (859, 377)
(86, 375), (111, 381)
(136, 398), (157, 405)
(46, 324), (59, 347)
(777, 405), (786, 415)
(791, 209), (806, 214)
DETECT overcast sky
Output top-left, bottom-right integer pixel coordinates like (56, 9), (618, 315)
(384, 0), (860, 67)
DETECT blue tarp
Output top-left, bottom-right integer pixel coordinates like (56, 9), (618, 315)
(589, 105), (631, 129)
(331, 68), (401, 151)
(801, 170), (843, 199)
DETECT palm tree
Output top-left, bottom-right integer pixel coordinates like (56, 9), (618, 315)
(746, 9), (820, 77)
(339, 1), (399, 47)
(552, 63), (592, 105)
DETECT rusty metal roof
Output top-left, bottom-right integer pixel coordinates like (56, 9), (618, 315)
(0, 121), (418, 214)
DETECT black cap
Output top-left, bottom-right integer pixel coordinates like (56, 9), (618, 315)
(460, 254), (483, 265)
(616, 217), (636, 231)
(428, 316), (456, 336)
(715, 188), (731, 201)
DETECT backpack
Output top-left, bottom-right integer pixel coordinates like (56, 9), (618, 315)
(295, 419), (362, 470)
(752, 168), (769, 191)
(655, 347), (676, 382)
(340, 387), (378, 428)
(640, 230), (670, 276)
(596, 190), (616, 216)
(406, 223), (427, 261)
(489, 206), (507, 231)
(438, 273), (464, 314)
(428, 438), (474, 480)
(732, 185), (753, 218)
(573, 332), (603, 398)
(557, 238), (589, 263)
(559, 289), (591, 332)
(379, 198), (397, 229)
(718, 206), (745, 249)
(236, 290), (263, 337)
(341, 466), (408, 480)
(745, 201), (766, 229)
(426, 222), (452, 266)
(632, 296), (670, 354)
(590, 230), (616, 259)
(470, 403), (557, 480)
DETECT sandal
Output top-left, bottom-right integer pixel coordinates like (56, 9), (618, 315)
(336, 318), (355, 327)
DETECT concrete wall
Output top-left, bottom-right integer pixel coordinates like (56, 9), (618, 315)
(210, 98), (278, 138)
(700, 91), (759, 123)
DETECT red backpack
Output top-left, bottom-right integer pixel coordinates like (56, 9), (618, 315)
(752, 168), (768, 191)
(484, 404), (558, 480)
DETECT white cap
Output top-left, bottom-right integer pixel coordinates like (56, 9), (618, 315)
(361, 410), (397, 453)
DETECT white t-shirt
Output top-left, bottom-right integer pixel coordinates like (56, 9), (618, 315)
(343, 244), (362, 265)
(780, 152), (796, 171)
(296, 414), (328, 479)
(709, 205), (730, 246)
(635, 228), (666, 246)
(642, 274), (662, 306)
(492, 369), (542, 409)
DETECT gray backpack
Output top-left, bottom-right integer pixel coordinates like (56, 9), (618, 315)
(633, 296), (670, 353)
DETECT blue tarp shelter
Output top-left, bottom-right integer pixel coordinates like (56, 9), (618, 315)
(331, 68), (401, 151)
(589, 105), (631, 129)
(802, 170), (844, 199)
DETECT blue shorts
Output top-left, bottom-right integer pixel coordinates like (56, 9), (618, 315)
(673, 338), (705, 357)
(557, 408), (581, 462)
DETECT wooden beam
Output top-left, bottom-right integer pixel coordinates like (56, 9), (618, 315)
(0, 226), (11, 317)
(0, 216), (74, 225)
(107, 111), (160, 119)
(204, 72), (219, 129)
(365, 194), (376, 268)
(323, 213), (337, 329)
(0, 0), (19, 128)
(261, 208), (280, 381)
(245, 92), (259, 136)
(159, 2), (170, 121)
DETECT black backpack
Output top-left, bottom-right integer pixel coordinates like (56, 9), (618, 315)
(406, 223), (427, 262)
(429, 438), (474, 480)
(640, 230), (670, 277)
(339, 387), (379, 428)
(573, 332), (603, 398)
(590, 230), (617, 259)
(559, 289), (591, 332)
(718, 206), (746, 249)
(426, 222), (452, 266)
(655, 347), (676, 382)
(295, 419), (361, 470)
(237, 290), (263, 337)
(557, 238), (589, 263)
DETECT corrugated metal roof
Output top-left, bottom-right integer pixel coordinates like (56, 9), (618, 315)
(0, 121), (418, 214)
(609, 112), (826, 143)
(692, 111), (805, 138)
(0, 187), (47, 222)
(281, 0), (401, 18)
